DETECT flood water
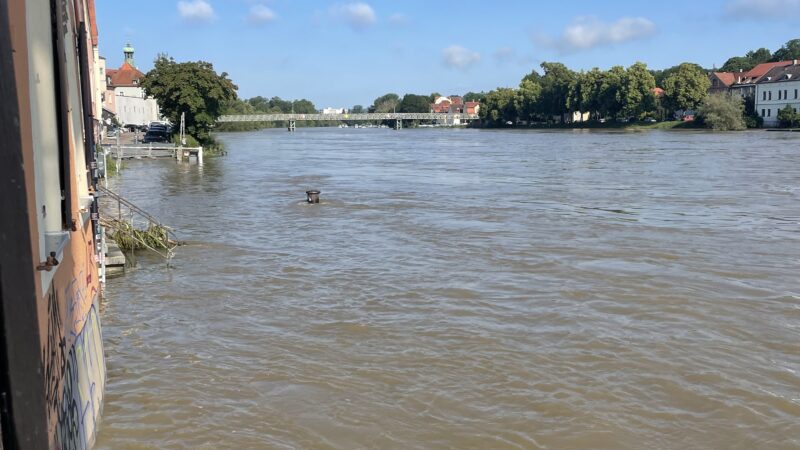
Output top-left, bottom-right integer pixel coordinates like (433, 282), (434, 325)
(95, 128), (800, 449)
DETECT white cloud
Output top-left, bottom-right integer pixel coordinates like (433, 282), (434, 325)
(330, 2), (377, 30)
(537, 16), (656, 53)
(726, 0), (800, 18)
(177, 0), (215, 23)
(442, 45), (481, 70)
(249, 5), (277, 24)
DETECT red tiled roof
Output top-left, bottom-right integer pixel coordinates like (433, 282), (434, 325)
(107, 62), (145, 87)
(745, 61), (793, 80)
(711, 72), (735, 86)
(651, 87), (664, 97)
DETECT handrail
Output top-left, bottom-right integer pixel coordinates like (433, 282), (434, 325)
(96, 185), (177, 241)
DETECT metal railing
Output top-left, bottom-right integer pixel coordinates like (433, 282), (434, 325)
(217, 112), (480, 122)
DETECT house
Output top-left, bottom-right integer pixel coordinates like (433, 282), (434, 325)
(3, 0), (106, 448)
(708, 72), (736, 94)
(430, 95), (470, 114)
(465, 101), (480, 115)
(727, 61), (794, 98)
(103, 43), (160, 127)
(755, 61), (800, 127)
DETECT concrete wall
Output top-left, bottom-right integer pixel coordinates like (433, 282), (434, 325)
(8, 0), (105, 448)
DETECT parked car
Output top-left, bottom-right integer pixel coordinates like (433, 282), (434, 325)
(142, 130), (169, 143)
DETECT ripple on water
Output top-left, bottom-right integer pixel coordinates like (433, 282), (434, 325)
(96, 129), (800, 449)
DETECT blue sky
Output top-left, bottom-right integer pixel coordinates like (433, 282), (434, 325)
(96, 0), (800, 108)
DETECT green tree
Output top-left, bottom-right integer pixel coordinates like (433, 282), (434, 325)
(480, 88), (517, 127)
(398, 94), (431, 113)
(772, 39), (800, 62)
(141, 56), (238, 140)
(247, 96), (270, 112)
(463, 91), (486, 102)
(598, 66), (625, 119)
(292, 99), (317, 114)
(697, 93), (746, 130)
(537, 62), (576, 122)
(777, 104), (800, 127)
(370, 93), (400, 113)
(662, 63), (710, 112)
(515, 78), (542, 123)
(620, 62), (657, 119)
(269, 96), (292, 112)
(720, 48), (772, 72)
(351, 105), (365, 114)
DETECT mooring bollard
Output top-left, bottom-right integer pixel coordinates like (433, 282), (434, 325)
(306, 190), (321, 204)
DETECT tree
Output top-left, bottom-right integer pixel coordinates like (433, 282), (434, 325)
(619, 62), (657, 119)
(515, 78), (541, 123)
(141, 56), (238, 140)
(398, 94), (431, 113)
(537, 62), (576, 122)
(479, 88), (517, 127)
(247, 96), (270, 112)
(772, 39), (800, 62)
(292, 99), (316, 114)
(697, 93), (746, 130)
(598, 66), (625, 119)
(370, 93), (400, 113)
(463, 91), (486, 102)
(720, 48), (772, 72)
(351, 105), (365, 114)
(662, 63), (710, 112)
(777, 104), (800, 127)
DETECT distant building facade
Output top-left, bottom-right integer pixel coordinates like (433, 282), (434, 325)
(755, 61), (800, 127)
(322, 107), (347, 114)
(103, 43), (160, 126)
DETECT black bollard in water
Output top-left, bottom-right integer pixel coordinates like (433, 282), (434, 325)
(306, 190), (321, 204)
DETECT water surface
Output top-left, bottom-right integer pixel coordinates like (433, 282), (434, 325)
(96, 128), (800, 449)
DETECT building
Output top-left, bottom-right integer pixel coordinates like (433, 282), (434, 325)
(3, 0), (106, 448)
(465, 101), (480, 115)
(708, 72), (736, 94)
(322, 107), (347, 114)
(104, 43), (160, 127)
(430, 95), (469, 114)
(755, 61), (800, 127)
(715, 61), (795, 98)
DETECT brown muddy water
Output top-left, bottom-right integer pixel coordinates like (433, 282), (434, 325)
(95, 128), (800, 449)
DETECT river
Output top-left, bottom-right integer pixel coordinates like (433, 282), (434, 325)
(95, 128), (800, 449)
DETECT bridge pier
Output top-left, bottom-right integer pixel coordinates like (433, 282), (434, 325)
(288, 120), (296, 132)
(395, 119), (402, 130)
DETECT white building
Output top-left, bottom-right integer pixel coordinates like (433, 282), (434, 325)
(103, 43), (160, 126)
(755, 61), (800, 127)
(322, 107), (347, 114)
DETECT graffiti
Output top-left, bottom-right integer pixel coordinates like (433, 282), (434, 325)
(53, 306), (105, 450)
(42, 276), (105, 450)
(43, 289), (67, 412)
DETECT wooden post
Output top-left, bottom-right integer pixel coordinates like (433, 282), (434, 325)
(306, 190), (321, 204)
(197, 146), (203, 165)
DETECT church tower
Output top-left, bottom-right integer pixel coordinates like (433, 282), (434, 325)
(123, 42), (135, 67)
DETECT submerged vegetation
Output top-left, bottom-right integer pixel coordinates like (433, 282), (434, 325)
(103, 217), (178, 260)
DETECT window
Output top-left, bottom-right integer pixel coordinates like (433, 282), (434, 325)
(784, 89), (788, 99)
(768, 91), (772, 100)
(768, 109), (771, 117)
(795, 89), (798, 99)
(763, 91), (767, 101)
(778, 90), (782, 100)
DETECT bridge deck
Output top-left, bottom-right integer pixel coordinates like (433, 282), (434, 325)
(217, 113), (479, 122)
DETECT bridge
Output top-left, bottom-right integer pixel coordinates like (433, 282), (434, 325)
(216, 113), (480, 130)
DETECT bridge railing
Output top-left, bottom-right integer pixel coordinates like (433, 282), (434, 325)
(217, 113), (480, 122)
